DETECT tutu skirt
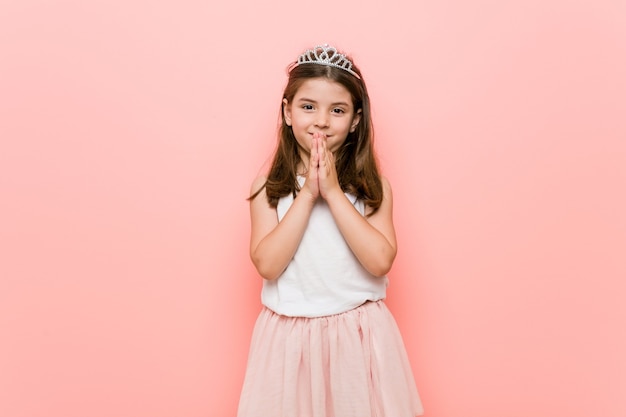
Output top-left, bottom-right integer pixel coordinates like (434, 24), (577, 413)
(237, 300), (423, 417)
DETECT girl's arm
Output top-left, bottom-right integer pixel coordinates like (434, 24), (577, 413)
(318, 138), (397, 277)
(249, 141), (322, 280)
(324, 177), (397, 277)
(249, 176), (317, 280)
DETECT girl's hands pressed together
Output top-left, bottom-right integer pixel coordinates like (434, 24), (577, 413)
(301, 132), (341, 202)
(301, 134), (321, 201)
(317, 133), (341, 200)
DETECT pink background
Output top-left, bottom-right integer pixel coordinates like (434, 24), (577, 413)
(1, 1), (625, 416)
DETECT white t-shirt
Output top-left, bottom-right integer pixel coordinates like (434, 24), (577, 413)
(261, 184), (388, 317)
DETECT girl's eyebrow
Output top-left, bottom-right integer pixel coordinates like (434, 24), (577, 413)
(296, 97), (350, 106)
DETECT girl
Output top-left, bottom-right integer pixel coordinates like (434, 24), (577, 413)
(238, 44), (423, 417)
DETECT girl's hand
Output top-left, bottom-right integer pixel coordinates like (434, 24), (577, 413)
(301, 133), (321, 201)
(317, 134), (341, 200)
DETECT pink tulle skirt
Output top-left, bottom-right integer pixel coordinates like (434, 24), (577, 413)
(237, 300), (424, 417)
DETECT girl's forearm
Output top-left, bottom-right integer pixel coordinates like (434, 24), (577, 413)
(324, 190), (396, 277)
(251, 192), (317, 280)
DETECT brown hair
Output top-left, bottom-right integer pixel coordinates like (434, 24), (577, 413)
(250, 49), (383, 214)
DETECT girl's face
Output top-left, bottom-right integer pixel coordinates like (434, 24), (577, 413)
(283, 77), (361, 162)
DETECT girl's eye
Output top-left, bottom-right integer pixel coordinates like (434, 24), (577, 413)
(332, 108), (345, 114)
(302, 104), (314, 110)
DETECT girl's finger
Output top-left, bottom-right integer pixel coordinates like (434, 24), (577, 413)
(317, 134), (323, 158)
(310, 137), (318, 168)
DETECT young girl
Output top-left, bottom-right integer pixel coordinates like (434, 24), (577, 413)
(238, 44), (423, 417)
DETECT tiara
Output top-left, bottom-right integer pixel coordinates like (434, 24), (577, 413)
(290, 44), (361, 79)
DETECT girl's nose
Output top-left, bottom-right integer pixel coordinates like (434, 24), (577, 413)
(315, 113), (329, 128)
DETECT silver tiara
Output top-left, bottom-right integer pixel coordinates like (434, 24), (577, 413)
(291, 44), (360, 79)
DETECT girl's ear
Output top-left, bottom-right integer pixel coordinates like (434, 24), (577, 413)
(283, 98), (292, 126)
(350, 108), (362, 132)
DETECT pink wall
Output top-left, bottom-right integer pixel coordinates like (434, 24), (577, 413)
(1, 1), (625, 416)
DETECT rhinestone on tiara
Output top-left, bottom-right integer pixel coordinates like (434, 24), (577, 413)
(290, 44), (361, 79)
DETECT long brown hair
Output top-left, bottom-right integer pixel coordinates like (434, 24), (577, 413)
(251, 48), (383, 214)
